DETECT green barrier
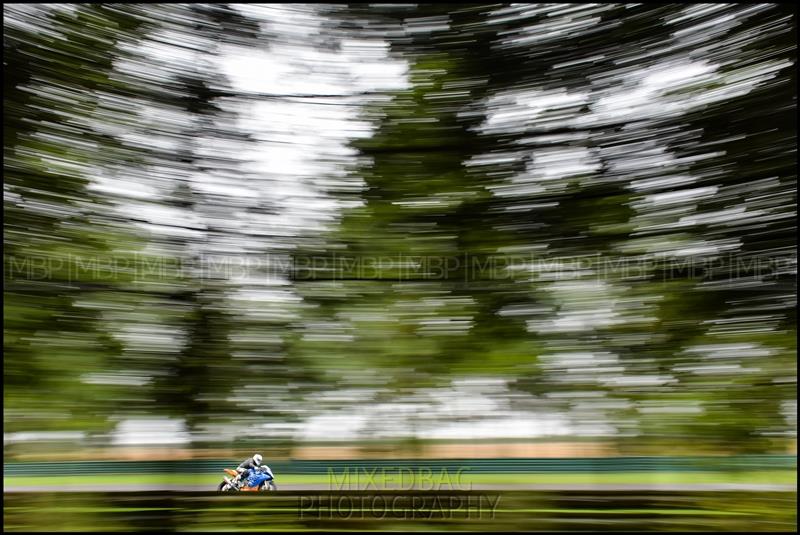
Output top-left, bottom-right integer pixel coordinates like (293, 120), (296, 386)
(3, 455), (796, 476)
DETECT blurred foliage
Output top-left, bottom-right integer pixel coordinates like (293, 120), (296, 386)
(3, 491), (797, 532)
(3, 3), (797, 456)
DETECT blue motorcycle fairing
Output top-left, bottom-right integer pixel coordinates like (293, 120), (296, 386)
(245, 468), (274, 488)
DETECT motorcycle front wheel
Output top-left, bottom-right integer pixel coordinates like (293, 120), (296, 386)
(218, 481), (233, 492)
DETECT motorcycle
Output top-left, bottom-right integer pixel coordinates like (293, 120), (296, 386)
(218, 465), (277, 492)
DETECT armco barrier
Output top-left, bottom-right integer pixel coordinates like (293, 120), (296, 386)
(3, 455), (796, 476)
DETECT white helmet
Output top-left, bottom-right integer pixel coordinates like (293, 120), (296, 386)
(253, 453), (262, 466)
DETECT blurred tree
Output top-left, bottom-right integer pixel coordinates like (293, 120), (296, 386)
(121, 4), (306, 447)
(291, 3), (797, 452)
(3, 3), (795, 456)
(4, 4), (154, 443)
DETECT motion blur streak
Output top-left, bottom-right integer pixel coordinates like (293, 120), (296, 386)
(3, 2), (797, 531)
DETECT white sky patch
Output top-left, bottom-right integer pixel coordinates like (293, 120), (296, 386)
(111, 418), (191, 446)
(418, 414), (573, 440)
(296, 378), (587, 441)
(82, 373), (151, 386)
(514, 147), (601, 184)
(480, 89), (589, 135)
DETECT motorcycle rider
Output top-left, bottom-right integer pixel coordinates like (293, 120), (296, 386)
(230, 453), (265, 488)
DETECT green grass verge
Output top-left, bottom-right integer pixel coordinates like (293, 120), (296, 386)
(1, 506), (754, 516)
